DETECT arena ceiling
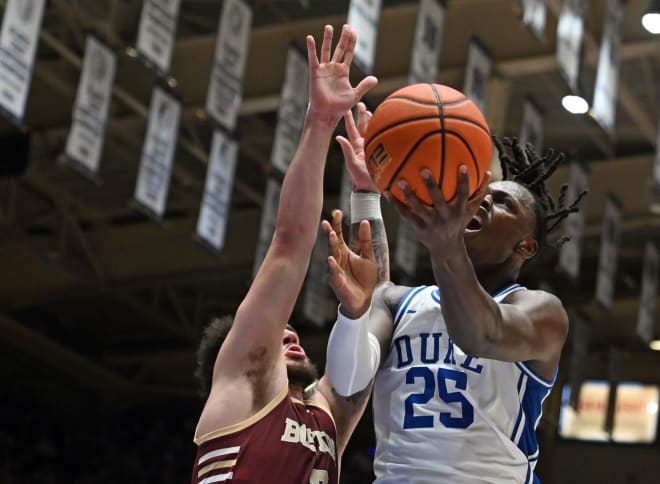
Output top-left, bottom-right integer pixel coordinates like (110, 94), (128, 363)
(0, 0), (659, 410)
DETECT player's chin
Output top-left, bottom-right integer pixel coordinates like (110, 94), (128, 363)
(286, 360), (319, 389)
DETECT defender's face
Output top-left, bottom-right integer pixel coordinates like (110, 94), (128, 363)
(463, 180), (537, 267)
(282, 326), (308, 363)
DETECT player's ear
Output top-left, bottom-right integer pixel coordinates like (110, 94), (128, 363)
(516, 236), (538, 259)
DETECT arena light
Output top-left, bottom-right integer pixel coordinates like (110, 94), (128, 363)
(561, 94), (589, 114)
(642, 0), (660, 34)
(650, 339), (660, 351)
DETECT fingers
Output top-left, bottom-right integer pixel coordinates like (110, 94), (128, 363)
(341, 27), (357, 67)
(331, 24), (350, 63)
(455, 165), (470, 206)
(421, 169), (446, 209)
(306, 35), (318, 68)
(343, 108), (360, 144)
(470, 170), (492, 201)
(331, 209), (344, 243)
(385, 189), (424, 228)
(356, 102), (372, 136)
(354, 75), (379, 102)
(358, 220), (374, 260)
(320, 25), (333, 64)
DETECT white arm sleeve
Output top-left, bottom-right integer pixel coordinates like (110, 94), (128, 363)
(326, 304), (381, 396)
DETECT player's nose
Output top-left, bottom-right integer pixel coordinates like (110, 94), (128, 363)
(282, 329), (299, 345)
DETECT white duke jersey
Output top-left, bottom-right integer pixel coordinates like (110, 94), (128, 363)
(372, 284), (556, 484)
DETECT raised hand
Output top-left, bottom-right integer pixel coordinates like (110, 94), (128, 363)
(336, 102), (378, 192)
(387, 166), (492, 254)
(306, 25), (378, 126)
(322, 209), (378, 318)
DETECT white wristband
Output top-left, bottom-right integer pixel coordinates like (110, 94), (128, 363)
(326, 303), (381, 397)
(350, 191), (382, 224)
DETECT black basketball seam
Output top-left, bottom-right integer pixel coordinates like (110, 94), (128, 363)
(432, 84), (446, 191)
(365, 115), (490, 152)
(387, 96), (469, 108)
(384, 129), (445, 194)
(444, 130), (481, 183)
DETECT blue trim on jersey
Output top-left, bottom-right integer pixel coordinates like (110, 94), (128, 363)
(491, 283), (522, 299)
(394, 286), (427, 329)
(514, 371), (553, 466)
(514, 362), (557, 387)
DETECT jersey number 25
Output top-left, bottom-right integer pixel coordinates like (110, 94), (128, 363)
(404, 366), (474, 429)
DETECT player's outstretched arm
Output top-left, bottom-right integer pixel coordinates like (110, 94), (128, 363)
(210, 25), (377, 401)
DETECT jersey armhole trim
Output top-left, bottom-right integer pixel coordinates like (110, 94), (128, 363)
(194, 384), (289, 445)
(394, 285), (427, 329)
(302, 399), (337, 431)
(515, 362), (556, 387)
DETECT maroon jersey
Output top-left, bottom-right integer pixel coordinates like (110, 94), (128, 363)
(192, 386), (338, 484)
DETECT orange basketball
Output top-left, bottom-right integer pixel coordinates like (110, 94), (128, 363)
(365, 83), (492, 206)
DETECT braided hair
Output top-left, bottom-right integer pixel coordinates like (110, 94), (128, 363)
(492, 136), (587, 251)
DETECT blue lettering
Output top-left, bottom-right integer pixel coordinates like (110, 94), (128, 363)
(443, 339), (456, 365)
(461, 356), (484, 374)
(394, 335), (413, 368)
(420, 332), (442, 364)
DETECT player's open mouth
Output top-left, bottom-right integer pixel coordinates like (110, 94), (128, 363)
(285, 345), (306, 360)
(465, 215), (483, 233)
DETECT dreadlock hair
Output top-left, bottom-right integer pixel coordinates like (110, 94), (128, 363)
(492, 136), (588, 252)
(195, 315), (234, 400)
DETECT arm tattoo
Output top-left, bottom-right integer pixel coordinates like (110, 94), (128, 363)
(349, 219), (390, 282)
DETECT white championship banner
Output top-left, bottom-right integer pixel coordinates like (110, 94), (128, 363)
(636, 242), (658, 344)
(592, 0), (624, 135)
(135, 0), (181, 75)
(519, 97), (544, 153)
(408, 0), (446, 85)
(520, 0), (547, 41)
(134, 86), (181, 218)
(558, 161), (590, 280)
(595, 194), (623, 310)
(253, 176), (281, 276)
(347, 0), (382, 74)
(0, 0), (46, 123)
(205, 0), (252, 132)
(270, 46), (308, 174)
(463, 38), (492, 116)
(65, 35), (116, 175)
(395, 217), (420, 280)
(556, 0), (586, 92)
(303, 225), (330, 327)
(196, 130), (238, 252)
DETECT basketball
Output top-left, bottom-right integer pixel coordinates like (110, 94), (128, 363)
(364, 83), (492, 206)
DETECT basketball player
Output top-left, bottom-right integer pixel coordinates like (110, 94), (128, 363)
(190, 25), (379, 484)
(324, 136), (586, 483)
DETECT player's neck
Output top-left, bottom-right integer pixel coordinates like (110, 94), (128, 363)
(288, 383), (304, 401)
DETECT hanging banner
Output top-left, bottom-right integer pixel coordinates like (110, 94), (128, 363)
(558, 162), (590, 280)
(462, 38), (492, 116)
(595, 194), (623, 311)
(520, 0), (547, 41)
(253, 176), (281, 276)
(0, 0), (46, 124)
(270, 46), (308, 174)
(636, 243), (658, 344)
(346, 0), (382, 74)
(65, 35), (117, 175)
(134, 85), (181, 218)
(556, 0), (586, 92)
(408, 0), (446, 84)
(205, 0), (253, 132)
(519, 97), (544, 154)
(196, 130), (238, 252)
(653, 116), (660, 210)
(592, 0), (624, 136)
(303, 225), (330, 327)
(135, 0), (181, 75)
